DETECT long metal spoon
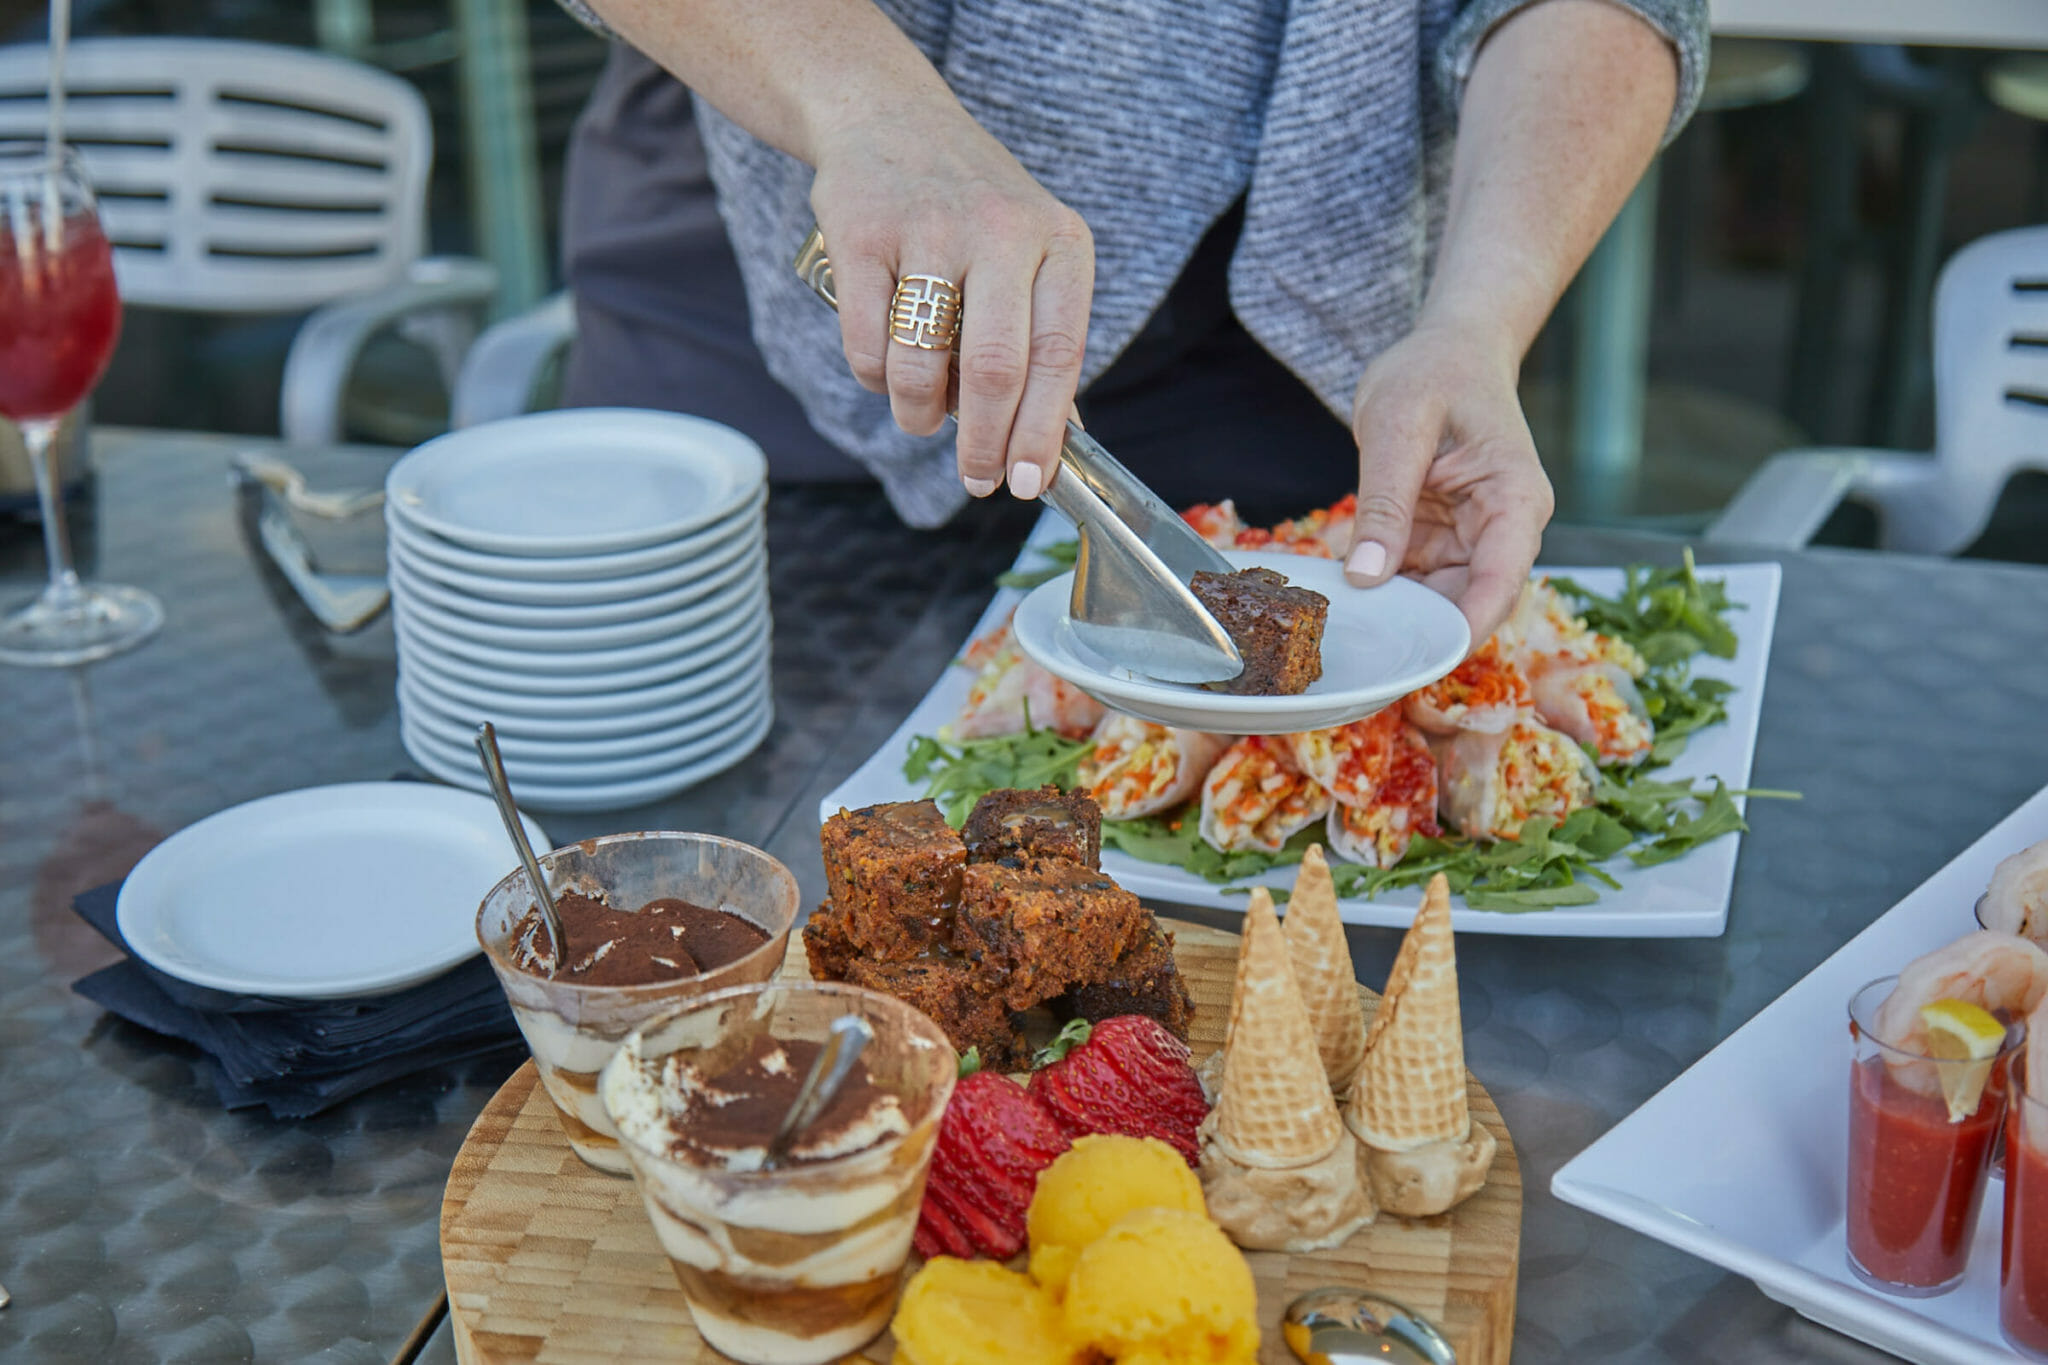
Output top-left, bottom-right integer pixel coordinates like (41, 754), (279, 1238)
(763, 1013), (875, 1169)
(473, 722), (564, 977)
(1283, 1287), (1457, 1365)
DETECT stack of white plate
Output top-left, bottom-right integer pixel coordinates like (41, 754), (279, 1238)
(385, 409), (772, 813)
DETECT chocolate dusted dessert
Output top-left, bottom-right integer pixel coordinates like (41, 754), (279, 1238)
(963, 784), (1102, 868)
(510, 892), (770, 987)
(818, 800), (966, 961)
(1190, 565), (1329, 696)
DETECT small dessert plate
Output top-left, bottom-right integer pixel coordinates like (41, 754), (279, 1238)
(1009, 550), (1469, 735)
(117, 783), (550, 999)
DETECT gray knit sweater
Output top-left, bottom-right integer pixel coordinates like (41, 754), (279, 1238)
(562, 0), (1707, 526)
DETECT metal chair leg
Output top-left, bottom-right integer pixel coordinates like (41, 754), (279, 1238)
(1569, 162), (1660, 523)
(456, 0), (547, 318)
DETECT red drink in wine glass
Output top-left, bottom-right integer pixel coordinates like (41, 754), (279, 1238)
(0, 142), (161, 666)
(0, 208), (122, 421)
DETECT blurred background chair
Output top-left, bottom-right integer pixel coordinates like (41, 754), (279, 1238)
(1706, 224), (2048, 551)
(0, 35), (495, 446)
(450, 290), (574, 427)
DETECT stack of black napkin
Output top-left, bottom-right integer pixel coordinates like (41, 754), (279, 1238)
(71, 881), (525, 1118)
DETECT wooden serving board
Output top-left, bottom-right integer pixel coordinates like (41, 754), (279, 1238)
(441, 919), (1521, 1365)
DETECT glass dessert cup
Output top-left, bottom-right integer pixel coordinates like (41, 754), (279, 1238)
(476, 830), (798, 1175)
(1845, 975), (2021, 1297)
(2004, 1087), (2048, 1359)
(600, 981), (958, 1365)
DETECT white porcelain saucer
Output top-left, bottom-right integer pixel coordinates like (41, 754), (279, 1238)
(396, 633), (770, 727)
(1008, 550), (1469, 735)
(393, 581), (768, 677)
(388, 557), (765, 654)
(116, 783), (548, 999)
(400, 676), (767, 763)
(385, 492), (763, 593)
(402, 702), (774, 813)
(385, 409), (767, 557)
(385, 525), (761, 627)
(401, 692), (769, 783)
(397, 613), (770, 698)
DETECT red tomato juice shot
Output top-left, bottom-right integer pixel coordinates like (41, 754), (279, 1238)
(1846, 1053), (2007, 1293)
(2003, 1092), (2048, 1359)
(0, 212), (122, 421)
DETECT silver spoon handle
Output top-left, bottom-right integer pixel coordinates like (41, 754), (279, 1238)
(766, 1014), (875, 1166)
(472, 722), (564, 971)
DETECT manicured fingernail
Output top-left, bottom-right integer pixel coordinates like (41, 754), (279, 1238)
(1346, 540), (1387, 579)
(963, 476), (998, 498)
(1009, 463), (1043, 500)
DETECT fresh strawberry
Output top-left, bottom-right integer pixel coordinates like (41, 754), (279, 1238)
(915, 1068), (1071, 1261)
(1026, 1016), (1210, 1166)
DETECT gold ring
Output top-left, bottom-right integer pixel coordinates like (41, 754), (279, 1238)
(889, 274), (963, 351)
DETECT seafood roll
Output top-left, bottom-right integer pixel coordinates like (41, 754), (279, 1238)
(1199, 736), (1334, 854)
(1525, 659), (1654, 766)
(1180, 500), (1248, 549)
(1433, 718), (1597, 841)
(1265, 493), (1358, 559)
(1402, 640), (1533, 736)
(1322, 721), (1440, 869)
(1498, 579), (1646, 677)
(1981, 840), (2048, 942)
(953, 622), (1106, 740)
(1074, 715), (1227, 821)
(1289, 707), (1427, 807)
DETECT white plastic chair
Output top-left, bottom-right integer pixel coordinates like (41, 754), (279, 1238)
(0, 37), (497, 446)
(451, 290), (576, 427)
(1706, 225), (2048, 552)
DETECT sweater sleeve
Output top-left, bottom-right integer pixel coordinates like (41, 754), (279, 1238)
(1435, 0), (1709, 150)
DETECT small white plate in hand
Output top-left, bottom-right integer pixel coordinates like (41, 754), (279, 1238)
(117, 783), (549, 999)
(1008, 550), (1470, 735)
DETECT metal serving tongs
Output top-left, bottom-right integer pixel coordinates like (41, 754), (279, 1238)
(794, 226), (1243, 685)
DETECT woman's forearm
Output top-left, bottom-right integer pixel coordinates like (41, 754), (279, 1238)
(579, 0), (958, 166)
(1420, 0), (1680, 358)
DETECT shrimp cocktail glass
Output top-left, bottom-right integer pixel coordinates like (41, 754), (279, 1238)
(476, 831), (799, 1175)
(0, 143), (162, 667)
(2004, 1084), (2048, 1358)
(600, 981), (957, 1365)
(1846, 974), (2021, 1295)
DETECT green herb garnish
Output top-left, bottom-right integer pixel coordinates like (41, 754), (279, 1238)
(995, 539), (1081, 589)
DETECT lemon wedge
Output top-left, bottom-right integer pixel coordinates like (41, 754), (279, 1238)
(1919, 999), (2006, 1122)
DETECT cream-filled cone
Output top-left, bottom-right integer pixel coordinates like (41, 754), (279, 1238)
(1345, 873), (1468, 1152)
(1205, 887), (1346, 1168)
(1283, 844), (1367, 1096)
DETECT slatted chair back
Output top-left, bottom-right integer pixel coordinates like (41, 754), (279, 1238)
(0, 37), (430, 313)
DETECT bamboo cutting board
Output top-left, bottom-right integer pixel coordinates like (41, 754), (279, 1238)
(440, 918), (1521, 1365)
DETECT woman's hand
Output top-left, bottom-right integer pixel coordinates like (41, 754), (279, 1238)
(1342, 319), (1553, 646)
(809, 103), (1094, 502)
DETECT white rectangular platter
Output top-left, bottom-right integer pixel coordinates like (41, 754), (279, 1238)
(822, 515), (1782, 938)
(1553, 782), (2048, 1364)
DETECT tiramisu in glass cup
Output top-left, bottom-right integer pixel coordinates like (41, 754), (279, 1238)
(476, 831), (798, 1175)
(600, 981), (958, 1365)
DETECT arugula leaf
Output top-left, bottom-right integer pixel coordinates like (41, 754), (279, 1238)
(995, 538), (1081, 589)
(1100, 813), (1319, 883)
(902, 727), (1093, 825)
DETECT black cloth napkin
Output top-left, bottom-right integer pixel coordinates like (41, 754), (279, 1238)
(71, 880), (524, 1119)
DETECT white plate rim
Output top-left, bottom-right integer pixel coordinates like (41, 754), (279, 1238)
(393, 580), (769, 675)
(398, 650), (769, 741)
(115, 782), (549, 999)
(397, 612), (771, 698)
(385, 493), (764, 594)
(401, 684), (769, 770)
(384, 408), (767, 557)
(388, 556), (765, 653)
(819, 512), (1782, 938)
(1009, 549), (1470, 734)
(397, 631), (771, 720)
(1551, 782), (2048, 1364)
(402, 702), (774, 812)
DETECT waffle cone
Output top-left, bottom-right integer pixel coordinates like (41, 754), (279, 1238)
(1208, 887), (1346, 1168)
(1283, 845), (1367, 1095)
(1345, 873), (1468, 1152)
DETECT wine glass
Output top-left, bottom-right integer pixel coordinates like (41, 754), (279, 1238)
(0, 141), (161, 666)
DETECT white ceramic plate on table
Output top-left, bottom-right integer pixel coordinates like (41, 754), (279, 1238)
(1552, 782), (2048, 1364)
(392, 581), (767, 676)
(385, 493), (763, 597)
(116, 783), (548, 999)
(822, 516), (1783, 937)
(1009, 550), (1469, 735)
(399, 649), (769, 741)
(396, 634), (770, 728)
(403, 702), (775, 813)
(397, 613), (770, 698)
(384, 409), (766, 557)
(388, 557), (764, 653)
(401, 680), (768, 765)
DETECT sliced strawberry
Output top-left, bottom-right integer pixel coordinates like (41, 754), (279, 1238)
(1026, 1016), (1209, 1165)
(913, 1192), (974, 1261)
(916, 1070), (1071, 1260)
